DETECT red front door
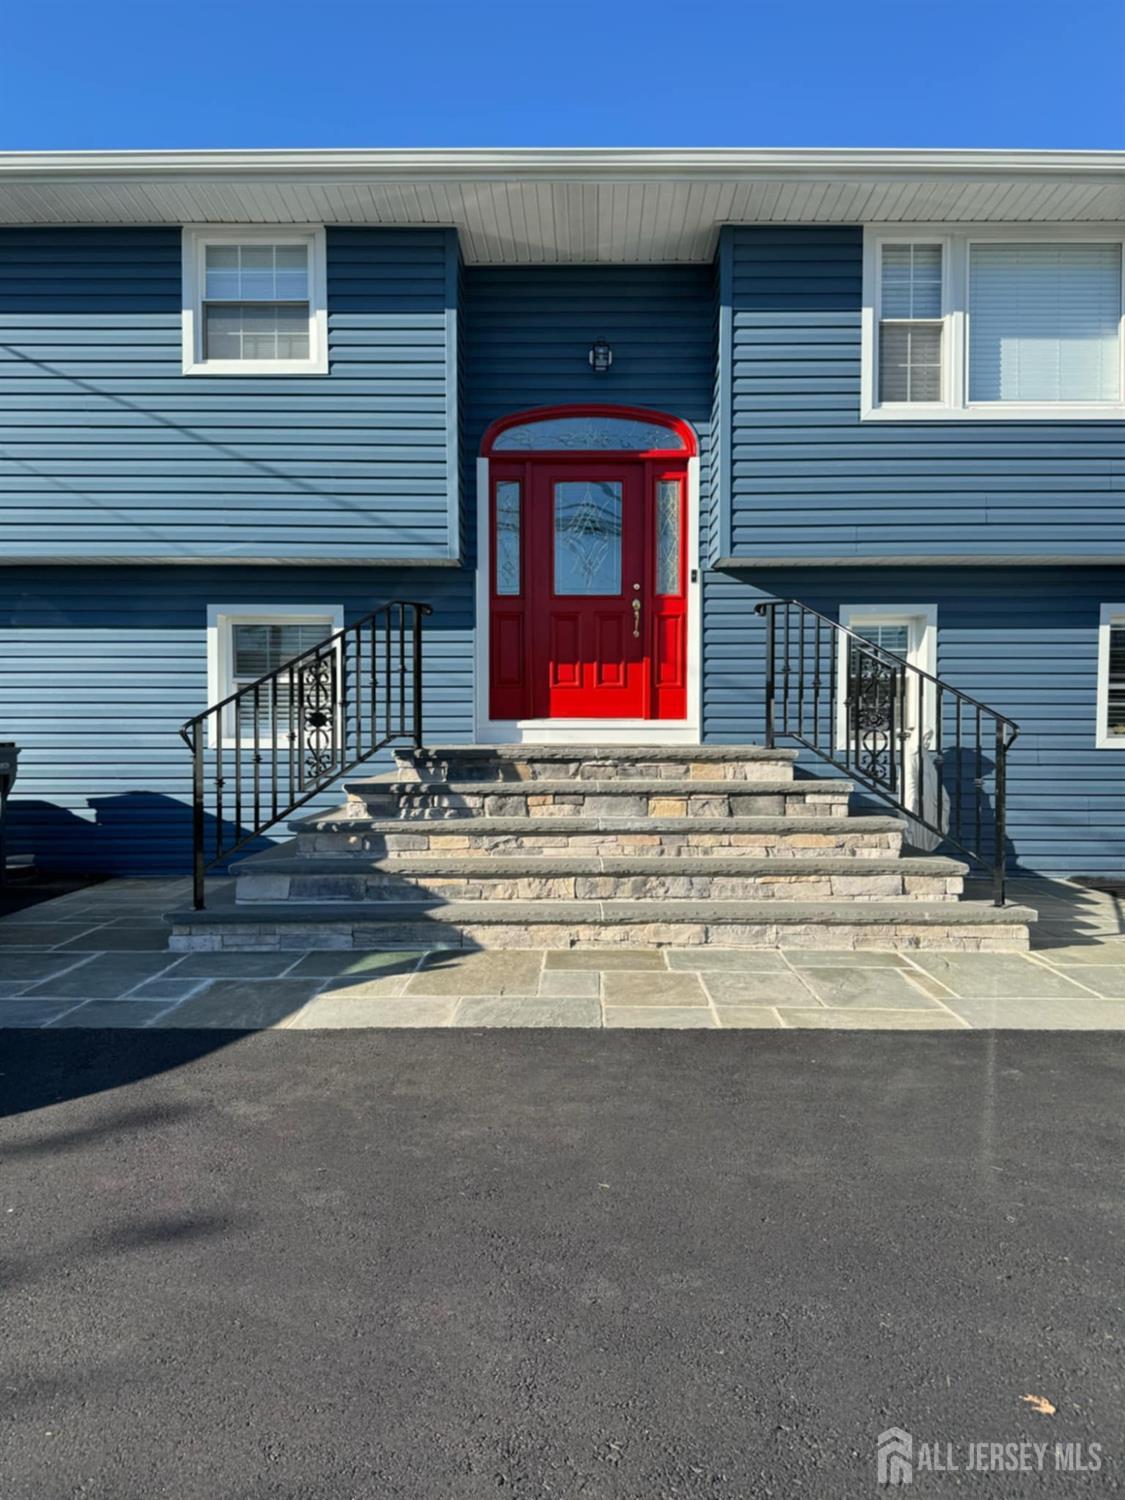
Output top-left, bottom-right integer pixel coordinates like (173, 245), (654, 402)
(489, 455), (688, 721)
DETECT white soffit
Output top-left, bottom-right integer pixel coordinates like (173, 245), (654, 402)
(1, 148), (1124, 263)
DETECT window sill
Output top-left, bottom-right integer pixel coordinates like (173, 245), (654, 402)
(861, 403), (1125, 422)
(183, 356), (329, 377)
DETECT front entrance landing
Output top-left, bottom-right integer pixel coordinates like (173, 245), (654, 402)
(1, 873), (1123, 1030)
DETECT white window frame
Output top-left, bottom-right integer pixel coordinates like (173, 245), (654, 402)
(206, 603), (343, 748)
(1096, 603), (1125, 750)
(182, 226), (328, 376)
(835, 605), (938, 752)
(862, 225), (1125, 421)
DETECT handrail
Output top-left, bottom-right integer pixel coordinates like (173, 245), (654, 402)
(755, 598), (1018, 905)
(179, 600), (431, 910)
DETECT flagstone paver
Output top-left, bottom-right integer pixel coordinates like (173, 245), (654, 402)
(48, 1000), (180, 1028)
(152, 979), (321, 1028)
(795, 967), (949, 1010)
(6, 873), (1125, 1029)
(665, 948), (790, 971)
(20, 952), (182, 999)
(453, 997), (601, 1028)
(601, 971), (709, 1006)
(408, 952), (543, 996)
(700, 972), (816, 1006)
(538, 969), (600, 997)
(908, 952), (1097, 999)
(604, 1007), (718, 1029)
(287, 996), (455, 1029)
(169, 951), (305, 979)
(777, 1008), (968, 1030)
(0, 999), (87, 1027)
(941, 996), (1125, 1029)
(545, 949), (665, 971)
(0, 951), (96, 989)
(713, 1007), (785, 1028)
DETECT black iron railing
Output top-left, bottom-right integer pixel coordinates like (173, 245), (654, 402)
(755, 599), (1019, 905)
(180, 601), (431, 909)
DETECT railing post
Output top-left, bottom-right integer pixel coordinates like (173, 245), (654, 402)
(994, 722), (1008, 907)
(762, 604), (776, 749)
(411, 604), (425, 749)
(190, 722), (206, 911)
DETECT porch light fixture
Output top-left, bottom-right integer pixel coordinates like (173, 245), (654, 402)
(588, 337), (613, 373)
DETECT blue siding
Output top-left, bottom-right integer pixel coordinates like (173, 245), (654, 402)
(0, 566), (473, 873)
(0, 227), (459, 562)
(719, 226), (1125, 561)
(703, 565), (1125, 874)
(463, 264), (714, 561)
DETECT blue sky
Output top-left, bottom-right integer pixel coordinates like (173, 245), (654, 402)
(2, 0), (1123, 151)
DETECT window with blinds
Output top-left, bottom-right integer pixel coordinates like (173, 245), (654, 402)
(1100, 614), (1125, 744)
(229, 619), (334, 738)
(183, 228), (326, 375)
(878, 243), (944, 403)
(204, 244), (311, 363)
(969, 243), (1123, 404)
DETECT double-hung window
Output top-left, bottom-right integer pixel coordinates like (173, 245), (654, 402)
(1097, 606), (1125, 749)
(207, 605), (343, 746)
(183, 228), (328, 375)
(864, 231), (1125, 419)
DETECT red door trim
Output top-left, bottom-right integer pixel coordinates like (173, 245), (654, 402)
(481, 403), (697, 458)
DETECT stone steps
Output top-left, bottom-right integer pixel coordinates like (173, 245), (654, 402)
(167, 892), (1036, 953)
(231, 852), (966, 904)
(164, 742), (1036, 952)
(346, 776), (852, 821)
(397, 744), (800, 783)
(288, 813), (906, 859)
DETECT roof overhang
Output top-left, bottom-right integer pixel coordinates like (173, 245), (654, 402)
(2, 147), (1124, 264)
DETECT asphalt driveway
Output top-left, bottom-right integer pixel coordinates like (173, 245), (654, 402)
(1, 1029), (1122, 1497)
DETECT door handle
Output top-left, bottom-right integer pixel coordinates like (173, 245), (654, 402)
(631, 598), (641, 638)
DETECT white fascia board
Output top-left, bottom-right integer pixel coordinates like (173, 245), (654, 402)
(2, 147), (1125, 182)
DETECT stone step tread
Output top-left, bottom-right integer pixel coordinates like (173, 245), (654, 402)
(347, 777), (849, 798)
(168, 895), (1036, 929)
(234, 852), (966, 879)
(399, 744), (800, 763)
(290, 812), (901, 836)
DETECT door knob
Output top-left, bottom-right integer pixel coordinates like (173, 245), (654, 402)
(631, 598), (641, 638)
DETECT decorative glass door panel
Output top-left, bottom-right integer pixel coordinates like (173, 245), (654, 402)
(553, 481), (623, 595)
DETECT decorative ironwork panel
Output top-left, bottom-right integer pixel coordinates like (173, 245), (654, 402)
(494, 415), (684, 451)
(553, 481), (623, 595)
(495, 480), (521, 595)
(298, 649), (339, 781)
(655, 479), (681, 594)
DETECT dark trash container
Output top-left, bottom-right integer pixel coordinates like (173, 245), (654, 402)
(0, 742), (20, 883)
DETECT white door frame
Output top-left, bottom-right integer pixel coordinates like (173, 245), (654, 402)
(473, 452), (702, 745)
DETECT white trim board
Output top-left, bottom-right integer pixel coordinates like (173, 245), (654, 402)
(473, 453), (702, 745)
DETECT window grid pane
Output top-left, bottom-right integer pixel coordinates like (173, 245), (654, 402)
(969, 242), (1122, 403)
(204, 303), (310, 362)
(879, 322), (943, 403)
(205, 243), (309, 302)
(495, 480), (521, 596)
(1108, 623), (1125, 737)
(881, 243), (943, 319)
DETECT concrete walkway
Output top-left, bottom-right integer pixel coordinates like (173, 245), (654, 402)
(2, 874), (1125, 1029)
